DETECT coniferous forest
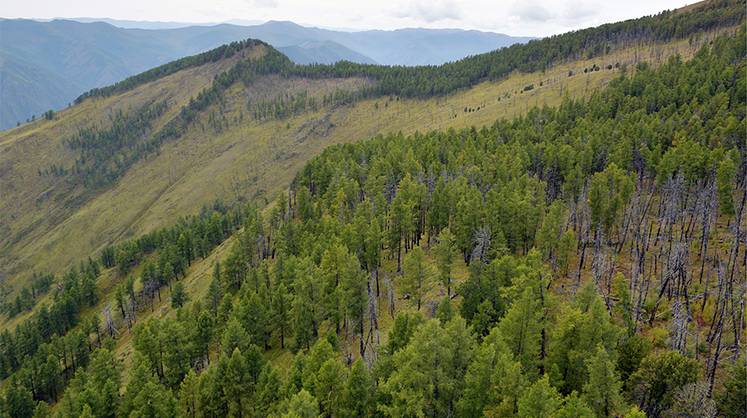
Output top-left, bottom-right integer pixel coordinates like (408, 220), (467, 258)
(1, 3), (746, 418)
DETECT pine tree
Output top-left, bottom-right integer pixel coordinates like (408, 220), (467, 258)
(716, 157), (736, 216)
(555, 392), (594, 418)
(171, 282), (187, 309)
(341, 359), (372, 417)
(285, 389), (318, 418)
(4, 377), (35, 418)
(517, 375), (562, 418)
(499, 286), (542, 377)
(315, 358), (346, 416)
(271, 283), (291, 349)
(433, 227), (457, 296)
(582, 346), (625, 417)
(379, 318), (473, 417)
(208, 262), (223, 313)
(178, 370), (200, 418)
(221, 318), (250, 356)
(402, 246), (431, 310)
(715, 356), (747, 418)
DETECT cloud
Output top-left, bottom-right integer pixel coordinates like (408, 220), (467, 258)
(392, 0), (462, 23)
(562, 0), (597, 21)
(509, 0), (554, 22)
(248, 0), (278, 8)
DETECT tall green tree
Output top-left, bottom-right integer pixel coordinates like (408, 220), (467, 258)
(582, 345), (625, 417)
(433, 227), (457, 297)
(517, 375), (562, 418)
(402, 246), (431, 310)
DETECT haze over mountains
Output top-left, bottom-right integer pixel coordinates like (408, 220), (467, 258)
(0, 18), (532, 130)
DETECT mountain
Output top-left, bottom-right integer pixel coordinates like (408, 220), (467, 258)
(57, 17), (224, 29)
(0, 1), (744, 415)
(217, 20), (534, 65)
(0, 18), (530, 130)
(278, 41), (377, 65)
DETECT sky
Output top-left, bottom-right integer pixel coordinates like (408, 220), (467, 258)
(1, 0), (694, 37)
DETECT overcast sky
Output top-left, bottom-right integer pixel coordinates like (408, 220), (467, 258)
(1, 0), (694, 37)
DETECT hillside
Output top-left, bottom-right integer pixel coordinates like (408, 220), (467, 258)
(0, 18), (530, 130)
(0, 1), (744, 417)
(1, 0), (742, 294)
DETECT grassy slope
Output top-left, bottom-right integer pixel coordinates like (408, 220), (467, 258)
(0, 31), (727, 336)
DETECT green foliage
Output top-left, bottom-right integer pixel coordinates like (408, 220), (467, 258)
(548, 282), (622, 394)
(62, 100), (168, 188)
(629, 350), (699, 417)
(499, 286), (543, 376)
(458, 328), (525, 417)
(555, 392), (595, 418)
(341, 359), (372, 417)
(379, 318), (473, 417)
(517, 375), (562, 418)
(171, 282), (187, 309)
(715, 356), (747, 418)
(402, 246), (431, 310)
(285, 389), (318, 418)
(589, 163), (633, 236)
(582, 345), (626, 417)
(716, 156), (737, 215)
(433, 227), (457, 296)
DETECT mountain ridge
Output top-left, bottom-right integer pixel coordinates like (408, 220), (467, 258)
(0, 18), (531, 130)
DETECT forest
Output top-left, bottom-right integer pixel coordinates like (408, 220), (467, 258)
(1, 5), (746, 418)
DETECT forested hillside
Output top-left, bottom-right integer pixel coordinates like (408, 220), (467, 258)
(0, 5), (744, 415)
(3, 0), (733, 302)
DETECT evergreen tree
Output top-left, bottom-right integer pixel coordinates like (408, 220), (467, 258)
(341, 359), (372, 417)
(716, 157), (736, 216)
(517, 375), (562, 418)
(499, 286), (542, 376)
(285, 389), (318, 418)
(582, 345), (625, 417)
(402, 246), (431, 310)
(171, 282), (187, 309)
(433, 227), (457, 296)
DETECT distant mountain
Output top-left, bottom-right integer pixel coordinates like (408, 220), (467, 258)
(65, 17), (221, 29)
(0, 18), (531, 129)
(250, 21), (535, 66)
(279, 41), (377, 65)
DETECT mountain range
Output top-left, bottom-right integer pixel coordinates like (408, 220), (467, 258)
(0, 18), (532, 130)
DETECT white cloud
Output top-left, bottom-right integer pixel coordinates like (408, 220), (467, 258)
(509, 0), (554, 23)
(562, 0), (597, 20)
(392, 0), (461, 23)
